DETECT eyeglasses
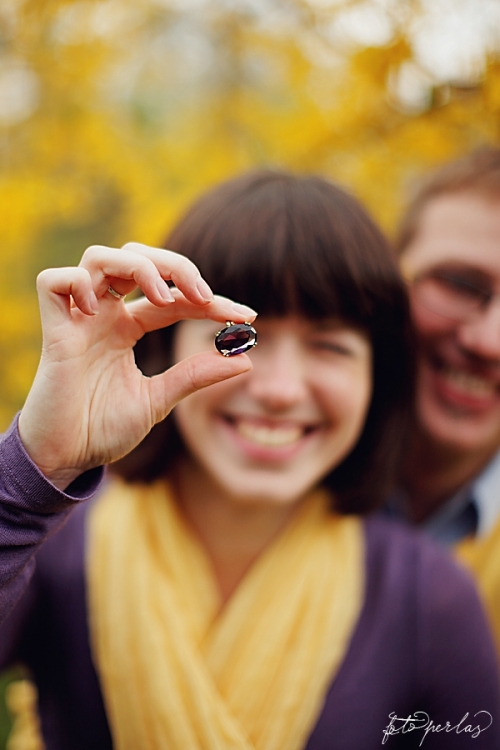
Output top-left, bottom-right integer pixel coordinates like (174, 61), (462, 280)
(409, 269), (500, 323)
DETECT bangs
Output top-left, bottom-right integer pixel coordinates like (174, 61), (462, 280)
(166, 172), (389, 327)
(122, 168), (414, 513)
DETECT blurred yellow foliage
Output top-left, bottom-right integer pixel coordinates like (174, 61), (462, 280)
(5, 679), (43, 750)
(0, 0), (499, 427)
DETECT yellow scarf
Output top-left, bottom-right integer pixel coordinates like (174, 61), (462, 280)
(455, 516), (500, 659)
(87, 480), (364, 750)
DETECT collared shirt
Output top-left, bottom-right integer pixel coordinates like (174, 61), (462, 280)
(386, 449), (500, 547)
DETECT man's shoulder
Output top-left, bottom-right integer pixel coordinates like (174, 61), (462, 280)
(472, 448), (500, 536)
(363, 514), (477, 599)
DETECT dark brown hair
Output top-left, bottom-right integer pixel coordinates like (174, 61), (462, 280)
(396, 146), (500, 254)
(113, 170), (415, 514)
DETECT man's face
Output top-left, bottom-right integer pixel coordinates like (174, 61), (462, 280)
(402, 191), (500, 458)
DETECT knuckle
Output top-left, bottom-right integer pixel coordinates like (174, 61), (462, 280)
(183, 357), (199, 393)
(133, 257), (156, 280)
(75, 267), (91, 287)
(117, 243), (150, 265)
(173, 254), (198, 278)
(121, 241), (141, 253)
(36, 266), (90, 293)
(36, 268), (52, 290)
(81, 245), (105, 264)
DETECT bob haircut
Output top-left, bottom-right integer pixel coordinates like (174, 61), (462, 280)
(113, 170), (415, 514)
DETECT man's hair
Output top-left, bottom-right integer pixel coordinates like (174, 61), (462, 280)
(112, 170), (415, 514)
(396, 146), (500, 254)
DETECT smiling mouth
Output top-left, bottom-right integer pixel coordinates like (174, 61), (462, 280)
(433, 364), (499, 399)
(222, 416), (315, 447)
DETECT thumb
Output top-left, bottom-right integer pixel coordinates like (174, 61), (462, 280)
(148, 351), (252, 424)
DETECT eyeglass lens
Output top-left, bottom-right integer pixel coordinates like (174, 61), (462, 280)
(414, 272), (491, 321)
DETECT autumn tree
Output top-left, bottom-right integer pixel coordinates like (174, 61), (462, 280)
(0, 0), (498, 426)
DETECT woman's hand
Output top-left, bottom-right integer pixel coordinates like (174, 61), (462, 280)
(18, 243), (256, 490)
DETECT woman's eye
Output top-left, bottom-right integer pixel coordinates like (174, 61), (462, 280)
(310, 340), (352, 355)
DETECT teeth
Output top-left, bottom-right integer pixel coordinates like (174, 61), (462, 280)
(442, 368), (497, 398)
(236, 421), (304, 447)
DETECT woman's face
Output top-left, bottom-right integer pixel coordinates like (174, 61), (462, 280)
(173, 316), (372, 507)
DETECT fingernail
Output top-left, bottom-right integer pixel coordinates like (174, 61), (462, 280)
(196, 276), (214, 302)
(157, 279), (175, 302)
(90, 291), (99, 314)
(231, 302), (258, 318)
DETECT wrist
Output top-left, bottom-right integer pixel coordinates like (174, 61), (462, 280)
(39, 468), (85, 492)
(18, 413), (84, 491)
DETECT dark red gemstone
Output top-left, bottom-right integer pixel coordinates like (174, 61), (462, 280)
(215, 323), (257, 357)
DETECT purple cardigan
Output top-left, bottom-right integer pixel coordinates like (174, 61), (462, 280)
(0, 418), (499, 750)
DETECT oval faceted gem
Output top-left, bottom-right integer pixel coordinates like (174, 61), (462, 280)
(215, 323), (257, 357)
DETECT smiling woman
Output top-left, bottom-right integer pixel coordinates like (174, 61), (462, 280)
(173, 315), (372, 515)
(122, 171), (414, 515)
(0, 171), (499, 750)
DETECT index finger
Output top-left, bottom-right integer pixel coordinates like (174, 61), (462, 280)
(126, 290), (258, 335)
(121, 242), (215, 305)
(79, 243), (215, 307)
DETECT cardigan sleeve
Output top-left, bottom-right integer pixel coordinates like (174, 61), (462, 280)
(0, 415), (103, 628)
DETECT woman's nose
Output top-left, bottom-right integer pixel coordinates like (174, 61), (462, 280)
(247, 340), (308, 410)
(458, 300), (500, 362)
